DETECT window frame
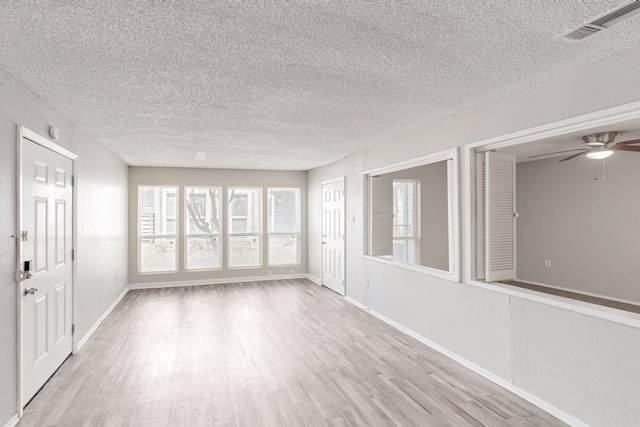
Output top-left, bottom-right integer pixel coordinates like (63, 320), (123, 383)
(363, 148), (460, 282)
(267, 187), (301, 266)
(184, 186), (223, 271)
(137, 185), (179, 274)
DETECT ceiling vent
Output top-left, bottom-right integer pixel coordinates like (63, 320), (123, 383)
(560, 0), (640, 40)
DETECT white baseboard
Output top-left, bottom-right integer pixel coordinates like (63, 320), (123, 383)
(3, 413), (19, 427)
(129, 274), (309, 290)
(306, 274), (321, 285)
(75, 286), (129, 352)
(343, 296), (588, 427)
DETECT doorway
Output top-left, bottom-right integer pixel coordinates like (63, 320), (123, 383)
(17, 126), (76, 412)
(321, 177), (345, 295)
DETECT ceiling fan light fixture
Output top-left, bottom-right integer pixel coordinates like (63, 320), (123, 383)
(582, 131), (617, 146)
(586, 148), (613, 160)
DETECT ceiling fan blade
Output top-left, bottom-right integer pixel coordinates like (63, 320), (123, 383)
(528, 148), (586, 159)
(614, 145), (640, 152)
(559, 151), (588, 162)
(615, 138), (640, 146)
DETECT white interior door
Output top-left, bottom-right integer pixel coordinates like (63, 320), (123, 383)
(322, 178), (345, 295)
(19, 132), (74, 406)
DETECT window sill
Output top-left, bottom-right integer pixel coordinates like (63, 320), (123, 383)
(466, 279), (640, 329)
(363, 255), (459, 283)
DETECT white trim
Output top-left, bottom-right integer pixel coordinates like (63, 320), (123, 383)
(75, 286), (130, 352)
(513, 278), (640, 311)
(362, 148), (457, 176)
(3, 413), (19, 427)
(129, 274), (309, 290)
(306, 274), (322, 285)
(467, 279), (640, 329)
(344, 296), (589, 427)
(15, 127), (23, 419)
(466, 100), (640, 151)
(20, 126), (77, 160)
(363, 255), (458, 283)
(321, 175), (345, 185)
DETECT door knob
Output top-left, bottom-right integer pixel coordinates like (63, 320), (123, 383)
(24, 287), (38, 296)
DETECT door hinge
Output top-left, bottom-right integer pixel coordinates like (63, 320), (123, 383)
(72, 324), (75, 335)
(20, 230), (27, 241)
(71, 175), (75, 186)
(71, 249), (75, 261)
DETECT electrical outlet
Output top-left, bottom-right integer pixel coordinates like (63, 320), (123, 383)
(363, 276), (369, 287)
(289, 269), (295, 274)
(544, 260), (551, 268)
(268, 271), (272, 276)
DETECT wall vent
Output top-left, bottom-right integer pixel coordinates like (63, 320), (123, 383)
(560, 0), (640, 40)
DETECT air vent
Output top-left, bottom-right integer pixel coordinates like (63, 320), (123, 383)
(560, 0), (640, 40)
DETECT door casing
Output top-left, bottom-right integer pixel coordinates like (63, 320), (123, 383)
(16, 125), (77, 416)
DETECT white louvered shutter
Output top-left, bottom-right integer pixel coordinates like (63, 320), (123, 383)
(485, 151), (516, 282)
(476, 153), (486, 280)
(370, 176), (393, 256)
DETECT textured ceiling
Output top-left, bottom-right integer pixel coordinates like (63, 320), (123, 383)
(2, 1), (640, 170)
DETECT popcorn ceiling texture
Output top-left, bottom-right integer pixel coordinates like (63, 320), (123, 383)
(1, 1), (640, 170)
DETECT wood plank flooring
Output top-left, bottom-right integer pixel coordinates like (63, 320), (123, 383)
(18, 279), (567, 427)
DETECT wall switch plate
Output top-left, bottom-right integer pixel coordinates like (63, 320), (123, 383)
(545, 260), (551, 268)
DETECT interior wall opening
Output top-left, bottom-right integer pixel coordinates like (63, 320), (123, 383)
(471, 122), (640, 313)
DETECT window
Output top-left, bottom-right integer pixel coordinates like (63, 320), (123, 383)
(138, 186), (178, 273)
(365, 148), (459, 281)
(392, 180), (419, 264)
(267, 187), (301, 265)
(228, 187), (262, 268)
(185, 186), (222, 270)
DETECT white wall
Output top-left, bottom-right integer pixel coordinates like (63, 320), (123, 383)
(0, 68), (128, 426)
(516, 154), (640, 304)
(308, 46), (640, 426)
(128, 167), (307, 286)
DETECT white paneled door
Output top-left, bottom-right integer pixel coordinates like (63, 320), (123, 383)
(322, 178), (345, 295)
(19, 131), (74, 407)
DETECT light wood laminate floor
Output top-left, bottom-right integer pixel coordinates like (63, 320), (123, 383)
(19, 280), (567, 427)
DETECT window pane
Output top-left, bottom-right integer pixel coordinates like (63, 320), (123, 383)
(229, 235), (260, 267)
(186, 236), (221, 270)
(269, 235), (298, 265)
(140, 238), (177, 272)
(393, 239), (414, 264)
(268, 188), (300, 266)
(228, 188), (261, 234)
(185, 187), (222, 235)
(268, 188), (300, 233)
(140, 187), (178, 236)
(393, 181), (414, 238)
(139, 186), (178, 273)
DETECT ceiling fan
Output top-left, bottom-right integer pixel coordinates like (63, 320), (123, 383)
(528, 132), (640, 162)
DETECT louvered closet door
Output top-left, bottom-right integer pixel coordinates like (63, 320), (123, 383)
(485, 151), (516, 282)
(369, 176), (393, 256)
